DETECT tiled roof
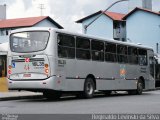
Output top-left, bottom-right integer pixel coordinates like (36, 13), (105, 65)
(76, 11), (126, 23)
(123, 7), (160, 20)
(103, 11), (125, 21)
(0, 16), (63, 29)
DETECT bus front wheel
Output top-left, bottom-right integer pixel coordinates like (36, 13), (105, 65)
(83, 78), (95, 98)
(136, 81), (143, 95)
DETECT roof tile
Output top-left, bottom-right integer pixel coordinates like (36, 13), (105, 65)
(103, 11), (126, 21)
(0, 16), (62, 29)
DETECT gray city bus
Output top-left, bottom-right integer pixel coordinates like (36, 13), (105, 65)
(8, 27), (155, 99)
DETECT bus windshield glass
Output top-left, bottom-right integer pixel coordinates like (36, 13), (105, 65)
(10, 31), (49, 53)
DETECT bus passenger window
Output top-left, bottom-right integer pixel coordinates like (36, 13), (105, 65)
(57, 33), (75, 59)
(138, 49), (147, 66)
(76, 37), (90, 60)
(105, 43), (117, 62)
(128, 47), (138, 64)
(91, 40), (104, 61)
(117, 45), (128, 63)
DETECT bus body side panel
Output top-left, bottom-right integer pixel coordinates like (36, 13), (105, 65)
(60, 60), (138, 91)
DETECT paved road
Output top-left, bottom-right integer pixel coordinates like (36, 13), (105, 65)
(0, 90), (160, 114)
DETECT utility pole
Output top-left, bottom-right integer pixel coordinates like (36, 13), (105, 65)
(156, 43), (159, 54)
(39, 4), (45, 16)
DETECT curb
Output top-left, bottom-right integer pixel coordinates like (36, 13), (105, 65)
(143, 87), (160, 92)
(0, 95), (43, 101)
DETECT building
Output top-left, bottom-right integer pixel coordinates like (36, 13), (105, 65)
(76, 11), (126, 41)
(123, 7), (160, 51)
(0, 16), (63, 43)
(0, 4), (6, 20)
(129, 0), (152, 11)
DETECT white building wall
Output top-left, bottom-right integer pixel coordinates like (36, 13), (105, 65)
(0, 36), (8, 43)
(0, 5), (6, 20)
(34, 20), (59, 28)
(126, 10), (160, 51)
(129, 0), (152, 11)
(82, 14), (114, 39)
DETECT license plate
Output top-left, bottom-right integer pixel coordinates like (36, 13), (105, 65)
(23, 74), (31, 77)
(32, 61), (44, 67)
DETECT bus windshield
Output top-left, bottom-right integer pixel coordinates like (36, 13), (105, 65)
(10, 31), (49, 53)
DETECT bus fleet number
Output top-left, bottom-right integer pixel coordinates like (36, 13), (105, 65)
(32, 61), (44, 67)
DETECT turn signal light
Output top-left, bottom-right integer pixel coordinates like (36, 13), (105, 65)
(45, 64), (49, 68)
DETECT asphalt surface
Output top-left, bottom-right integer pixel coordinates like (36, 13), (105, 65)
(0, 90), (160, 114)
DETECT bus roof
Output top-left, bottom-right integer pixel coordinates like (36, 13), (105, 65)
(10, 27), (153, 51)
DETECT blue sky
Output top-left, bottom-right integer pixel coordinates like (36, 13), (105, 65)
(0, 0), (160, 32)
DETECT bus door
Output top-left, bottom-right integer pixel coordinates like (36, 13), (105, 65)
(149, 56), (155, 79)
(155, 57), (160, 87)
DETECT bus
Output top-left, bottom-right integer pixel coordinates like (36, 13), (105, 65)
(155, 54), (160, 87)
(7, 27), (155, 99)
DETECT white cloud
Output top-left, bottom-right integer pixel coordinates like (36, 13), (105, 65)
(7, 0), (39, 18)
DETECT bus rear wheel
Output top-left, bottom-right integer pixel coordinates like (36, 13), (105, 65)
(136, 81), (143, 95)
(43, 91), (61, 100)
(83, 78), (95, 98)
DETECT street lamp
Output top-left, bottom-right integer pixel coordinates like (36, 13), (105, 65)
(84, 0), (129, 34)
(156, 43), (159, 54)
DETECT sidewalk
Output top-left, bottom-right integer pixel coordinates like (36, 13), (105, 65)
(0, 91), (43, 101)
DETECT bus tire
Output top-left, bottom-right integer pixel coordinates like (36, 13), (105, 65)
(43, 91), (61, 100)
(136, 80), (143, 95)
(83, 78), (95, 99)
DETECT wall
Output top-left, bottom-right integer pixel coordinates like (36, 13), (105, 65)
(82, 14), (114, 40)
(0, 35), (9, 43)
(35, 19), (59, 28)
(0, 5), (6, 20)
(126, 10), (160, 51)
(129, 0), (152, 11)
